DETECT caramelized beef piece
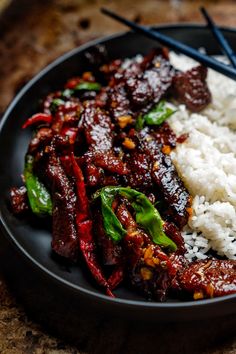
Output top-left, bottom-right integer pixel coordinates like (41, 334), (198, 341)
(80, 102), (128, 187)
(152, 152), (190, 228)
(107, 48), (175, 118)
(52, 191), (78, 261)
(127, 48), (175, 112)
(82, 151), (128, 175)
(142, 64), (175, 107)
(139, 129), (191, 228)
(108, 83), (133, 120)
(10, 186), (29, 214)
(169, 252), (189, 291)
(172, 65), (211, 112)
(121, 124), (190, 227)
(153, 122), (177, 148)
(125, 76), (153, 107)
(178, 259), (236, 299)
(124, 151), (152, 190)
(37, 137), (79, 261)
(80, 103), (113, 151)
(28, 127), (53, 155)
(116, 202), (176, 301)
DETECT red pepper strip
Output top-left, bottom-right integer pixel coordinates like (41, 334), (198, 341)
(22, 113), (52, 129)
(71, 154), (114, 296)
(65, 77), (81, 89)
(108, 265), (124, 290)
(70, 153), (90, 222)
(76, 219), (114, 297)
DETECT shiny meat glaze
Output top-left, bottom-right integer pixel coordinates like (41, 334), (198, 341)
(178, 259), (236, 299)
(172, 65), (212, 112)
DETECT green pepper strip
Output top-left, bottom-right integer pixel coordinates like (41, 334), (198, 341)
(74, 82), (101, 91)
(50, 98), (65, 113)
(135, 100), (176, 131)
(24, 155), (52, 216)
(94, 186), (177, 252)
(50, 81), (101, 112)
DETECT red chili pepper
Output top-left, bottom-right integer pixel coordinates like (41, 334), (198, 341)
(76, 219), (114, 297)
(65, 77), (81, 89)
(70, 153), (89, 222)
(22, 113), (52, 129)
(108, 265), (124, 290)
(71, 154), (114, 297)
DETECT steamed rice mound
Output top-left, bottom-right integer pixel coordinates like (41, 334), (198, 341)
(169, 53), (236, 261)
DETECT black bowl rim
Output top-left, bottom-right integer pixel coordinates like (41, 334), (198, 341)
(1, 23), (236, 310)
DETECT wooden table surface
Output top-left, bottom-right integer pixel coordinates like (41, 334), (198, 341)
(0, 0), (236, 353)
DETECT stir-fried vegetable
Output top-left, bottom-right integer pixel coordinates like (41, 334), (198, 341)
(94, 186), (177, 251)
(50, 98), (65, 113)
(24, 155), (52, 216)
(74, 82), (101, 91)
(50, 82), (102, 113)
(22, 113), (52, 129)
(135, 100), (176, 130)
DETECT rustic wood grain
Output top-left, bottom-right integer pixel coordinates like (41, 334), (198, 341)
(0, 0), (236, 353)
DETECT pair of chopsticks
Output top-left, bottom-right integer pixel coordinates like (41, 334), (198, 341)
(101, 7), (236, 81)
(200, 7), (236, 68)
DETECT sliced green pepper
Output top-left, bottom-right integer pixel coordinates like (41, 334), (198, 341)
(144, 100), (176, 126)
(135, 100), (176, 131)
(135, 114), (145, 131)
(74, 82), (101, 91)
(61, 89), (73, 98)
(24, 155), (52, 216)
(50, 98), (65, 114)
(94, 186), (177, 252)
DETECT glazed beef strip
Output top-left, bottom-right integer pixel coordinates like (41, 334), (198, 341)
(106, 48), (176, 121)
(139, 128), (191, 228)
(35, 136), (79, 261)
(115, 200), (184, 301)
(172, 65), (212, 112)
(78, 101), (128, 187)
(176, 259), (236, 299)
(122, 125), (191, 228)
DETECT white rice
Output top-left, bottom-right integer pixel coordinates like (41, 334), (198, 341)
(169, 52), (236, 260)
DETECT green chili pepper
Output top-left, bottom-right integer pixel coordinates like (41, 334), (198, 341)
(100, 188), (127, 242)
(94, 186), (177, 252)
(50, 81), (101, 113)
(143, 100), (176, 126)
(24, 155), (52, 216)
(135, 100), (176, 131)
(50, 98), (65, 114)
(74, 82), (101, 91)
(135, 114), (145, 131)
(61, 89), (74, 99)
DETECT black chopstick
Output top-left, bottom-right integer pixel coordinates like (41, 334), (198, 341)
(101, 7), (236, 81)
(200, 7), (236, 68)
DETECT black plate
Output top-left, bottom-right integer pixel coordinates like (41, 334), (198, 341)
(1, 25), (236, 329)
